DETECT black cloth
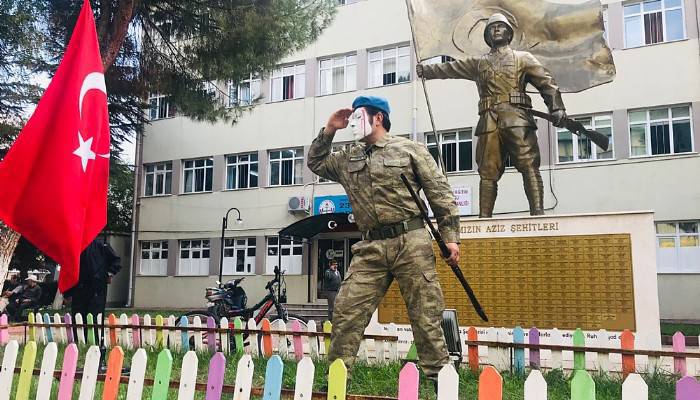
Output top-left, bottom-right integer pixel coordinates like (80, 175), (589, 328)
(64, 238), (121, 342)
(2, 279), (19, 293)
(323, 269), (342, 292)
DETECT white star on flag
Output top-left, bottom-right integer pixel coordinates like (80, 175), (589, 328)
(73, 131), (109, 172)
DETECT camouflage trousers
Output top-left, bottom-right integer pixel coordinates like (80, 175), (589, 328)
(328, 228), (449, 378)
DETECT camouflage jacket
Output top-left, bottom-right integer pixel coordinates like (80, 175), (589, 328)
(421, 46), (565, 135)
(308, 130), (461, 244)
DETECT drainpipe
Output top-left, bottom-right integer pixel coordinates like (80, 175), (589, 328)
(126, 128), (143, 307)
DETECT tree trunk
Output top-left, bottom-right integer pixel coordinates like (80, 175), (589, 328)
(0, 221), (20, 284)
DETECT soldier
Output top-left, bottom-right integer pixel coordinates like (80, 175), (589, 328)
(417, 13), (567, 217)
(308, 95), (461, 382)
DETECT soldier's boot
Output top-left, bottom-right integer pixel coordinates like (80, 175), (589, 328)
(523, 171), (544, 215)
(479, 179), (498, 218)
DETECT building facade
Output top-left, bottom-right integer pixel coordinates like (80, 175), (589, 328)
(131, 0), (700, 320)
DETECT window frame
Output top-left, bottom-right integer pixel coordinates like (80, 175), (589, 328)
(268, 148), (304, 187)
(182, 157), (214, 194)
(178, 239), (211, 276)
(139, 240), (169, 276)
(368, 44), (412, 88)
(227, 73), (262, 107)
(225, 153), (259, 190)
(628, 105), (694, 157)
(143, 162), (173, 197)
(656, 221), (700, 273)
(148, 94), (176, 120)
(319, 53), (357, 96)
(223, 237), (257, 275)
(556, 113), (615, 164)
(265, 236), (303, 275)
(270, 63), (306, 102)
(623, 0), (686, 48)
(425, 129), (474, 173)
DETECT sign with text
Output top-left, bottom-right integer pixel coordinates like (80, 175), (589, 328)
(427, 186), (472, 216)
(313, 195), (353, 215)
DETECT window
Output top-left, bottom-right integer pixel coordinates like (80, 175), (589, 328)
(318, 144), (351, 183)
(148, 95), (176, 120)
(337, 0), (360, 4)
(223, 237), (256, 275)
(271, 64), (305, 101)
(269, 148), (304, 186)
(266, 236), (303, 274)
(144, 162), (172, 196)
(228, 74), (261, 106)
(183, 158), (214, 193)
(179, 240), (210, 275)
(629, 106), (693, 156)
(603, 6), (609, 44)
(140, 241), (168, 276)
(369, 45), (411, 87)
(426, 130), (473, 172)
(424, 55), (455, 65)
(656, 221), (700, 273)
(226, 153), (259, 190)
(319, 54), (357, 95)
(557, 114), (614, 162)
(624, 0), (685, 48)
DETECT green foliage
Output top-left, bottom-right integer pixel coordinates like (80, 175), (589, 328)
(107, 158), (134, 233)
(661, 322), (700, 336)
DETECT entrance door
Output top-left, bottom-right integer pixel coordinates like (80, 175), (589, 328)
(317, 239), (346, 299)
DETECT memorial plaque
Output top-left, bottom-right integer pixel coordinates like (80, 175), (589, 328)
(378, 234), (636, 331)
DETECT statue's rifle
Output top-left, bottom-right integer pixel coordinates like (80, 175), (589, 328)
(526, 108), (610, 151)
(400, 173), (489, 322)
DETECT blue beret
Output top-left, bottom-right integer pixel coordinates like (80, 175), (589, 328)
(352, 96), (390, 115)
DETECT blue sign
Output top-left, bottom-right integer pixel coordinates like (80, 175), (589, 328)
(313, 195), (353, 215)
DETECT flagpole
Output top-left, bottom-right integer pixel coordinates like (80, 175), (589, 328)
(404, 0), (446, 175)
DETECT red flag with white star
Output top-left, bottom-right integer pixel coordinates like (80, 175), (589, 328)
(0, 0), (110, 292)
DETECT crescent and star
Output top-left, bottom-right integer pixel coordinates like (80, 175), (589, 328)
(72, 72), (109, 172)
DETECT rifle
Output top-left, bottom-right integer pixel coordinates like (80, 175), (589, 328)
(400, 174), (489, 322)
(527, 108), (610, 151)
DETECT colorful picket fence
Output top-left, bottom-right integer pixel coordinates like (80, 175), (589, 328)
(0, 312), (401, 363)
(2, 340), (700, 400)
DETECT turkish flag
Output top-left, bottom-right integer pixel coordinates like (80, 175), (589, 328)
(0, 0), (110, 292)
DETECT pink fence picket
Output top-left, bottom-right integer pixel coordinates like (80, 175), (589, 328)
(57, 343), (78, 400)
(132, 314), (141, 348)
(64, 314), (73, 344)
(291, 320), (303, 361)
(206, 316), (216, 353)
(673, 332), (687, 376)
(0, 314), (8, 345)
(205, 352), (226, 400)
(398, 362), (419, 400)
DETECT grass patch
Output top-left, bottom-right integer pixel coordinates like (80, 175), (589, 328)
(660, 322), (700, 336)
(0, 343), (681, 400)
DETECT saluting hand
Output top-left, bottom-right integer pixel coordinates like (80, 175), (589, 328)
(445, 242), (460, 267)
(324, 108), (353, 135)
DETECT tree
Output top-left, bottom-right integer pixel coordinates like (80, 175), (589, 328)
(1, 0), (337, 284)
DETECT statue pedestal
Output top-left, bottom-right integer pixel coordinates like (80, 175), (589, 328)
(370, 211), (662, 367)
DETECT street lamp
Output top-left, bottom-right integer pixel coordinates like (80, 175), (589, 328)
(219, 207), (243, 287)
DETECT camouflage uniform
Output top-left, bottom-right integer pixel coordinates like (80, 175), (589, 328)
(421, 45), (565, 217)
(308, 130), (460, 378)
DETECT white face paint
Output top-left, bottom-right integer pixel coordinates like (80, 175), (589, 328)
(349, 107), (373, 141)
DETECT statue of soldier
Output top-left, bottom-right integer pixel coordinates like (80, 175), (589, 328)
(417, 13), (567, 217)
(308, 95), (461, 382)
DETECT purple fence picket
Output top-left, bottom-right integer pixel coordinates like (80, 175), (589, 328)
(529, 327), (540, 369)
(205, 352), (226, 400)
(673, 332), (687, 376)
(676, 376), (700, 400)
(398, 362), (419, 400)
(64, 314), (73, 344)
(0, 314), (8, 345)
(57, 343), (78, 400)
(132, 314), (141, 348)
(207, 316), (216, 353)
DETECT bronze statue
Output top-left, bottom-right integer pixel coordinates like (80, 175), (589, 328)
(417, 13), (567, 218)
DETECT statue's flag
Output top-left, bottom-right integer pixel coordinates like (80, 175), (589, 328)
(406, 0), (616, 92)
(0, 0), (110, 292)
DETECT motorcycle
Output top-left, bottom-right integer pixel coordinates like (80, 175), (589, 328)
(178, 267), (307, 351)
